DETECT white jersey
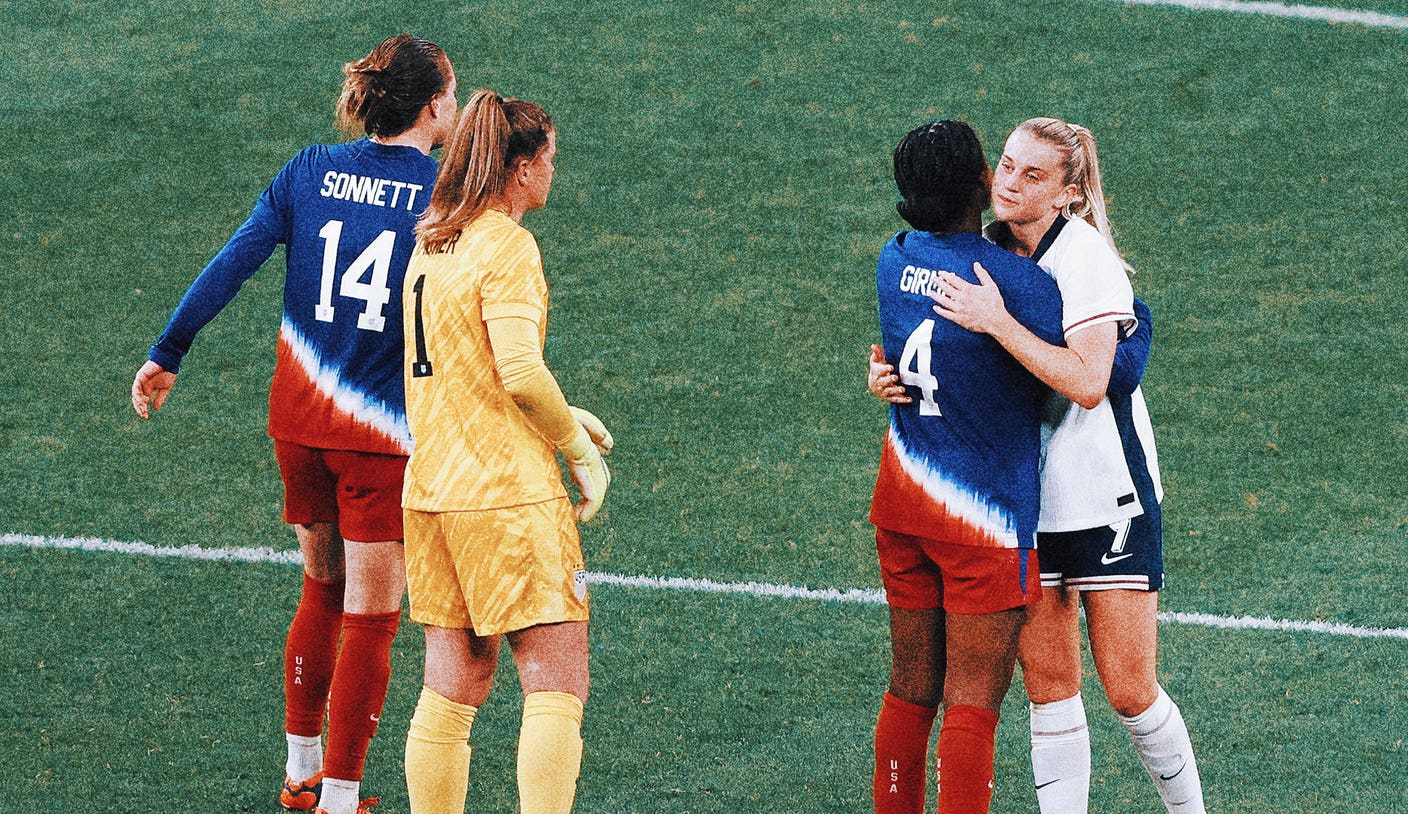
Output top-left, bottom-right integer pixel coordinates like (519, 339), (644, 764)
(988, 216), (1164, 532)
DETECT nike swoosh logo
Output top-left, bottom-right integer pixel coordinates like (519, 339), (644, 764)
(1160, 758), (1186, 781)
(1101, 552), (1135, 565)
(1034, 779), (1060, 790)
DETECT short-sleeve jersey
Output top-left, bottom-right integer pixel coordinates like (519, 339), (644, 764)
(149, 139), (437, 456)
(986, 216), (1164, 532)
(870, 231), (1064, 550)
(401, 209), (568, 512)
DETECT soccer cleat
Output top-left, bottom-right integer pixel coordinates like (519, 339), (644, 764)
(280, 773), (323, 811)
(314, 796), (380, 814)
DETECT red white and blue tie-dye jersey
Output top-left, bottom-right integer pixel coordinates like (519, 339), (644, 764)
(869, 231), (1064, 550)
(148, 139), (437, 456)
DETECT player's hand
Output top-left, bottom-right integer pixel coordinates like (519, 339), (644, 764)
(930, 262), (1009, 335)
(569, 406), (614, 456)
(868, 344), (910, 404)
(131, 360), (177, 419)
(560, 427), (611, 522)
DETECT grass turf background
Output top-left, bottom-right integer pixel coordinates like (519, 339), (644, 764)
(2, 0), (1406, 810)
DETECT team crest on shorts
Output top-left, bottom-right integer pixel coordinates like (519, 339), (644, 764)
(573, 569), (588, 601)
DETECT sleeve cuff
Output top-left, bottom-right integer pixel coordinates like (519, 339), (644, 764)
(149, 344), (184, 374)
(1064, 310), (1135, 339)
(482, 301), (543, 323)
(558, 425), (593, 460)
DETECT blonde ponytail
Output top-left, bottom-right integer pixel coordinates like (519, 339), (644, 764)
(1018, 117), (1132, 273)
(417, 90), (553, 254)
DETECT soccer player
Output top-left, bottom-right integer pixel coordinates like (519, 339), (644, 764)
(129, 35), (457, 814)
(870, 118), (1206, 814)
(870, 119), (1064, 814)
(397, 89), (610, 814)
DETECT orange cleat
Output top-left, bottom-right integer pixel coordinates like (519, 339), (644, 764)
(280, 773), (323, 811)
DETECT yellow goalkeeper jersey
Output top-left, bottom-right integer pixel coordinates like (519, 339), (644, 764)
(402, 208), (567, 511)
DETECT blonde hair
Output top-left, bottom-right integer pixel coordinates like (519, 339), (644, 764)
(1017, 117), (1132, 272)
(417, 90), (553, 254)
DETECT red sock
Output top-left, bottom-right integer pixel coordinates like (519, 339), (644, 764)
(874, 692), (939, 814)
(323, 611), (400, 782)
(936, 704), (1000, 814)
(284, 573), (345, 737)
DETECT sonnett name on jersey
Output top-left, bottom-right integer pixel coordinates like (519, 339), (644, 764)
(319, 171), (424, 211)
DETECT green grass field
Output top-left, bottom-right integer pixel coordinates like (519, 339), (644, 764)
(3, 0), (1407, 811)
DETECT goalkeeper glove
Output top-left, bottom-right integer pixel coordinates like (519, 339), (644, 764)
(560, 425), (611, 522)
(569, 405), (614, 456)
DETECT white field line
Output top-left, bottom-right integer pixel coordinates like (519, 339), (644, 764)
(1121, 0), (1408, 28)
(6, 532), (1408, 641)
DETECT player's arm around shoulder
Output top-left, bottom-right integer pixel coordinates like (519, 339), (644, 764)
(933, 260), (1112, 409)
(1108, 297), (1153, 397)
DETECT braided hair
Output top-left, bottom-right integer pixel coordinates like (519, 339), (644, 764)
(335, 34), (451, 139)
(892, 120), (989, 233)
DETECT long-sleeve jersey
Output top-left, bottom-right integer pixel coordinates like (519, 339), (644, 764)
(149, 139), (438, 455)
(870, 230), (1065, 551)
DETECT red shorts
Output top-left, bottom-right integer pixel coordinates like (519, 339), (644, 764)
(876, 528), (1040, 615)
(274, 440), (407, 543)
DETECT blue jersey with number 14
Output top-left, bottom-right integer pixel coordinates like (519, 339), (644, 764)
(149, 139), (438, 455)
(869, 231), (1064, 550)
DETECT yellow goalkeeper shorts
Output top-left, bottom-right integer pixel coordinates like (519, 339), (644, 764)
(405, 497), (588, 635)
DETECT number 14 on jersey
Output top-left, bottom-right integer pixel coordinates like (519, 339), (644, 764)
(315, 219), (395, 332)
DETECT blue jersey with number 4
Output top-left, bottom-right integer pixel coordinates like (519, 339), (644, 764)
(149, 139), (437, 455)
(870, 231), (1064, 550)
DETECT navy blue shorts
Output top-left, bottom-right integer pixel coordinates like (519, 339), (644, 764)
(1036, 506), (1163, 592)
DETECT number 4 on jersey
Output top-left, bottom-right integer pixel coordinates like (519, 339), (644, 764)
(315, 219), (395, 332)
(898, 319), (943, 416)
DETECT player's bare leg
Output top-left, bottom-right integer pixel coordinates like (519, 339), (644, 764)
(1018, 586), (1082, 703)
(507, 620), (589, 700)
(297, 522), (345, 582)
(342, 541), (406, 614)
(887, 607), (945, 706)
(874, 607), (943, 814)
(508, 621), (589, 814)
(421, 625), (502, 706)
(936, 608), (1024, 814)
(1085, 590), (1205, 813)
(1018, 586), (1090, 814)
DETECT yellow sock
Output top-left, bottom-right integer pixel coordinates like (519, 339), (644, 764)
(517, 691), (585, 814)
(404, 687), (477, 814)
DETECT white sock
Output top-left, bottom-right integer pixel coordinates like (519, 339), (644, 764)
(1120, 686), (1206, 813)
(319, 777), (361, 814)
(285, 733), (322, 784)
(1030, 692), (1091, 814)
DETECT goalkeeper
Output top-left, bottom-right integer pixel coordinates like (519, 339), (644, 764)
(398, 88), (609, 814)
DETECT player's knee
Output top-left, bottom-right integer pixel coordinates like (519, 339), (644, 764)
(1103, 678), (1158, 718)
(888, 678), (941, 708)
(1018, 655), (1081, 703)
(302, 561), (344, 583)
(342, 547), (407, 613)
(889, 653), (942, 706)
